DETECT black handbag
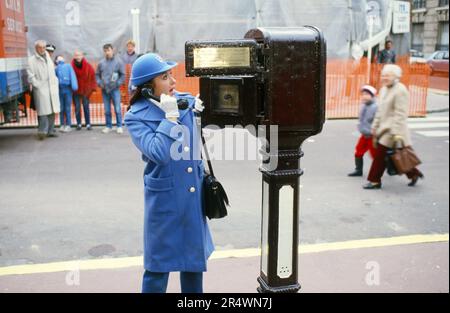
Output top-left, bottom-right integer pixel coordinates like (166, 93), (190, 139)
(200, 128), (229, 220)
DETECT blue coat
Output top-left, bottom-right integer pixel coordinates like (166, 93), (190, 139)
(55, 62), (78, 92)
(124, 92), (214, 273)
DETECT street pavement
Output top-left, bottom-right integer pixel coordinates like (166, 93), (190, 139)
(0, 91), (448, 293)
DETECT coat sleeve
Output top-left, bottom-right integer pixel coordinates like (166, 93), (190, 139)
(95, 63), (102, 87)
(371, 105), (381, 133)
(367, 104), (377, 125)
(124, 113), (183, 166)
(88, 63), (97, 92)
(70, 66), (78, 91)
(391, 86), (409, 136)
(117, 61), (126, 86)
(26, 58), (40, 89)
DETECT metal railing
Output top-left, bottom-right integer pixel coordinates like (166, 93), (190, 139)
(411, 44), (424, 52)
(435, 44), (449, 51)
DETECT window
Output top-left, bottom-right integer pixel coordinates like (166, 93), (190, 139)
(436, 22), (449, 51)
(438, 0), (449, 7)
(412, 0), (426, 9)
(412, 23), (424, 52)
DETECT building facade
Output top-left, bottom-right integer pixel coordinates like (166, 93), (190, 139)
(412, 0), (449, 55)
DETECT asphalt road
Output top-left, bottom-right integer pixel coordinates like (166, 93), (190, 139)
(0, 103), (448, 267)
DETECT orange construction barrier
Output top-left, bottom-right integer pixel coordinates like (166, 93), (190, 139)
(0, 58), (432, 127)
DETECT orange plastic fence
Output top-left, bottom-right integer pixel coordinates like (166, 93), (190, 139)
(0, 58), (431, 128)
(326, 57), (430, 118)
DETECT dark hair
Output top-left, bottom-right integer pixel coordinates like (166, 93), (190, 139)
(385, 40), (393, 45)
(128, 81), (154, 110)
(103, 44), (113, 50)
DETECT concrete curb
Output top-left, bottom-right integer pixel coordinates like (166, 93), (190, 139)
(427, 108), (450, 114)
(429, 88), (449, 96)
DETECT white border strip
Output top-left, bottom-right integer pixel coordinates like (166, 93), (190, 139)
(0, 57), (29, 72)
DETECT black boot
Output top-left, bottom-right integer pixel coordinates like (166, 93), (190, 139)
(348, 157), (363, 177)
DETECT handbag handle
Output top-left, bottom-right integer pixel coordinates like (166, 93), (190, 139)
(394, 137), (406, 150)
(196, 113), (215, 177)
(200, 130), (215, 177)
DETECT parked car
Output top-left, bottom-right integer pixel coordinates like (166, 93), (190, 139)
(410, 49), (427, 64)
(427, 51), (449, 75)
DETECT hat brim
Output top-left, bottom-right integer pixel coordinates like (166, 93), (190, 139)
(131, 61), (178, 86)
(159, 61), (178, 73)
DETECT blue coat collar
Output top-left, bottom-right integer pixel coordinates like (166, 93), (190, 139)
(130, 96), (194, 123)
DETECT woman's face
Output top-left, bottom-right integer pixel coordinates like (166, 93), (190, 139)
(381, 71), (397, 87)
(152, 71), (177, 97)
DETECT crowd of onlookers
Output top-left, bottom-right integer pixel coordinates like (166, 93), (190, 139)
(27, 40), (139, 140)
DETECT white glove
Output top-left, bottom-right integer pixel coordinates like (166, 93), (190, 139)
(158, 93), (179, 120)
(194, 94), (205, 113)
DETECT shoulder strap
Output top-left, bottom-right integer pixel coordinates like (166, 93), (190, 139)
(198, 114), (215, 177)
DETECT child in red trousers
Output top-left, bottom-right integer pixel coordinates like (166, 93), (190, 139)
(348, 85), (378, 177)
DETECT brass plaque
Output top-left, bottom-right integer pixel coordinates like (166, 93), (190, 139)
(193, 47), (251, 69)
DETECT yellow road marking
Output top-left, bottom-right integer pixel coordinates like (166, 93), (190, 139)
(0, 233), (448, 277)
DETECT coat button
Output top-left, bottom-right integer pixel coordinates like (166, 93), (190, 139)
(190, 187), (196, 193)
(184, 146), (190, 153)
(187, 167), (193, 173)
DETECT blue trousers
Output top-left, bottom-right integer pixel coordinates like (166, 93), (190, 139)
(102, 88), (122, 129)
(142, 271), (203, 293)
(59, 86), (73, 127)
(73, 94), (91, 126)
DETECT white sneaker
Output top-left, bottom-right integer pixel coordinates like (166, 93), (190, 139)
(65, 126), (72, 132)
(59, 126), (66, 132)
(117, 127), (123, 134)
(102, 127), (112, 134)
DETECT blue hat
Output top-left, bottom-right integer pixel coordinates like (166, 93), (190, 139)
(130, 53), (177, 87)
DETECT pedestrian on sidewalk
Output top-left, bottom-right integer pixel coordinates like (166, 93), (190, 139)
(378, 40), (396, 64)
(348, 85), (378, 177)
(121, 39), (139, 65)
(95, 44), (126, 134)
(124, 53), (213, 293)
(27, 40), (61, 140)
(55, 55), (78, 132)
(364, 64), (424, 189)
(71, 50), (97, 131)
(45, 44), (56, 64)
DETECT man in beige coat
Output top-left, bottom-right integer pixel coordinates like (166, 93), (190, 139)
(364, 64), (424, 189)
(27, 40), (61, 140)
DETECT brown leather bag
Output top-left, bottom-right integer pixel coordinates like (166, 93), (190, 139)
(391, 141), (421, 174)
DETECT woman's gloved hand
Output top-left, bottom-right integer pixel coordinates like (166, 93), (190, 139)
(194, 94), (205, 113)
(158, 93), (180, 121)
(392, 135), (404, 147)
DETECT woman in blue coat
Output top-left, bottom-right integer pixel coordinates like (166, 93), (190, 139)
(124, 53), (214, 293)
